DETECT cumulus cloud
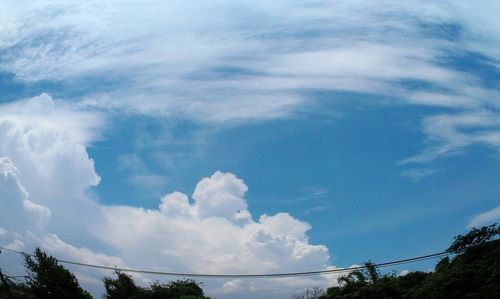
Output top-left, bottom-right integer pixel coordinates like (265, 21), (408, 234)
(159, 191), (192, 217)
(0, 156), (50, 234)
(468, 206), (500, 228)
(96, 172), (329, 277)
(26, 231), (124, 269)
(0, 93), (103, 196)
(0, 94), (105, 246)
(22, 197), (51, 227)
(0, 154), (117, 292)
(213, 276), (330, 299)
(221, 279), (244, 292)
(0, 95), (335, 298)
(192, 171), (249, 221)
(88, 171), (333, 298)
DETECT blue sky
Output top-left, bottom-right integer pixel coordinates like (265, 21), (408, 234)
(1, 1), (500, 298)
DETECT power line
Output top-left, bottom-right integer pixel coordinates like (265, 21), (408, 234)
(0, 245), (452, 278)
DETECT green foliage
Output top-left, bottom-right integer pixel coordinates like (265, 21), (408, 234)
(363, 261), (379, 283)
(1, 248), (212, 299)
(292, 287), (325, 299)
(3, 224), (500, 299)
(0, 265), (33, 299)
(0, 270), (17, 299)
(104, 271), (145, 299)
(448, 223), (500, 253)
(22, 248), (92, 299)
(411, 238), (500, 298)
(103, 271), (210, 299)
(318, 223), (500, 299)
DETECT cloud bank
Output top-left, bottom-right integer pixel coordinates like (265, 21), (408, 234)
(0, 94), (334, 298)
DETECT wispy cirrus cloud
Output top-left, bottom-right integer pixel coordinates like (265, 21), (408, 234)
(1, 1), (499, 162)
(468, 206), (500, 228)
(399, 168), (443, 182)
(401, 111), (500, 164)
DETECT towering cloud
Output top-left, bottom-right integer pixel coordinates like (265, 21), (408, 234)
(0, 94), (333, 298)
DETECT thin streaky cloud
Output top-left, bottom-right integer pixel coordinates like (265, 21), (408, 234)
(468, 206), (500, 228)
(1, 1), (499, 162)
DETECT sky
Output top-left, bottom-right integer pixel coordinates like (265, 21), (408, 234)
(0, 1), (500, 298)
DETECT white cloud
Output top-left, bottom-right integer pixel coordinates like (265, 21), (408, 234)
(402, 111), (500, 164)
(117, 154), (170, 197)
(213, 276), (330, 299)
(222, 279), (244, 292)
(1, 1), (499, 165)
(0, 156), (50, 234)
(159, 191), (192, 217)
(93, 173), (334, 298)
(399, 270), (410, 277)
(192, 171), (249, 221)
(399, 168), (442, 182)
(0, 94), (105, 246)
(22, 198), (51, 227)
(1, 1), (500, 162)
(0, 93), (104, 144)
(320, 265), (361, 287)
(0, 93), (103, 197)
(468, 206), (500, 228)
(0, 95), (335, 299)
(450, 2), (500, 60)
(95, 175), (329, 278)
(258, 213), (311, 241)
(26, 231), (123, 268)
(0, 153), (115, 290)
(0, 1), (497, 121)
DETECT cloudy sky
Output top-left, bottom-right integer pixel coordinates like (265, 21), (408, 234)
(1, 1), (500, 298)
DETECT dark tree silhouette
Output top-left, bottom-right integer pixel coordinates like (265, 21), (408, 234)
(103, 271), (145, 299)
(317, 223), (500, 299)
(447, 223), (500, 253)
(103, 271), (210, 299)
(22, 248), (92, 299)
(2, 248), (213, 299)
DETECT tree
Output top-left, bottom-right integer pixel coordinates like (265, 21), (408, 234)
(0, 268), (15, 299)
(362, 261), (379, 283)
(447, 223), (499, 253)
(22, 248), (92, 299)
(150, 279), (207, 298)
(103, 271), (145, 299)
(103, 272), (210, 299)
(318, 224), (500, 299)
(292, 287), (325, 299)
